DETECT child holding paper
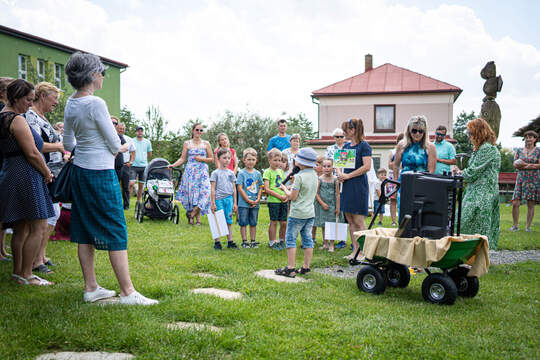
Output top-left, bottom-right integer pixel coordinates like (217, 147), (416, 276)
(275, 147), (318, 278)
(263, 148), (288, 250)
(311, 155), (325, 244)
(314, 158), (341, 252)
(236, 148), (263, 248)
(210, 148), (238, 250)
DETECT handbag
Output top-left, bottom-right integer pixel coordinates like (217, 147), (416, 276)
(49, 150), (75, 203)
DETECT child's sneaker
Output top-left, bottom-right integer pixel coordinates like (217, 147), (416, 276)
(336, 241), (346, 249)
(268, 240), (276, 248)
(272, 242), (283, 250)
(227, 241), (238, 249)
(509, 226), (519, 232)
(377, 221), (383, 226)
(241, 241), (250, 248)
(250, 241), (259, 248)
(214, 242), (222, 250)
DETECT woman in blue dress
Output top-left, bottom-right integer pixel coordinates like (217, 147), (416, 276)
(337, 118), (372, 259)
(0, 79), (55, 285)
(171, 123), (213, 225)
(393, 115), (437, 210)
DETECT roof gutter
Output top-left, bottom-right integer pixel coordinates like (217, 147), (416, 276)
(311, 96), (320, 139)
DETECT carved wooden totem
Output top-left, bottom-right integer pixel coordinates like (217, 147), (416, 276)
(480, 61), (503, 138)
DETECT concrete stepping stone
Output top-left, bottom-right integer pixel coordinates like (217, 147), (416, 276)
(193, 272), (219, 279)
(166, 321), (223, 332)
(36, 352), (134, 360)
(255, 269), (308, 283)
(191, 288), (242, 299)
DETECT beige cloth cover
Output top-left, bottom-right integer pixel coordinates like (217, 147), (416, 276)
(353, 228), (490, 277)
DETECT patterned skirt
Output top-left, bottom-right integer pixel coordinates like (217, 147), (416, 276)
(70, 165), (127, 251)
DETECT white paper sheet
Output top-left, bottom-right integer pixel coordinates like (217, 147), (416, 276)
(207, 210), (229, 239)
(324, 221), (348, 241)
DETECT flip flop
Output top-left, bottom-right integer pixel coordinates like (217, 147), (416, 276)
(12, 274), (29, 285)
(32, 264), (54, 274)
(26, 275), (54, 286)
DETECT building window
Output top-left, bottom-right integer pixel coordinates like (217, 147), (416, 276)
(37, 59), (46, 82)
(372, 156), (381, 172)
(54, 63), (63, 89)
(374, 105), (395, 132)
(18, 55), (27, 80)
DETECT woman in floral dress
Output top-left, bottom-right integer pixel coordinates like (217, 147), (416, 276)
(510, 130), (540, 232)
(171, 123), (213, 225)
(461, 118), (501, 249)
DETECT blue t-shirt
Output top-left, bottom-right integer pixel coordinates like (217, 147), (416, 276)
(236, 168), (263, 208)
(132, 138), (152, 167)
(434, 140), (456, 175)
(267, 134), (291, 151)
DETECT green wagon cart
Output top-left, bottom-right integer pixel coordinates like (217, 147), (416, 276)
(353, 234), (483, 305)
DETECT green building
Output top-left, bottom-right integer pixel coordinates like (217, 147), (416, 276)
(0, 24), (127, 117)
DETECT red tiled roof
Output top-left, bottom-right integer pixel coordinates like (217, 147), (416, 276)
(312, 63), (461, 100)
(307, 135), (456, 146)
(0, 25), (128, 69)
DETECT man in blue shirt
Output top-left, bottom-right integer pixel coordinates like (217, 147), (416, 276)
(132, 126), (153, 202)
(267, 119), (291, 154)
(434, 125), (456, 175)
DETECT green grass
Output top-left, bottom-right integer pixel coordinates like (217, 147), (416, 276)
(0, 203), (538, 359)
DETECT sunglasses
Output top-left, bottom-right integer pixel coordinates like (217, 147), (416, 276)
(112, 122), (118, 126)
(334, 136), (344, 138)
(435, 132), (446, 137)
(101, 69), (106, 76)
(411, 128), (424, 135)
(195, 129), (204, 132)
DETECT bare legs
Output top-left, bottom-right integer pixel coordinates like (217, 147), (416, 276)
(512, 199), (535, 230)
(286, 247), (313, 270)
(345, 212), (366, 257)
(12, 219), (48, 284)
(78, 244), (135, 297)
(390, 198), (397, 225)
(33, 224), (54, 269)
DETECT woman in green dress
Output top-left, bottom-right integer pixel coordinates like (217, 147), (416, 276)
(461, 118), (501, 249)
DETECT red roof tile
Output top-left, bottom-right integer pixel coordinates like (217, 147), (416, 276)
(312, 63), (461, 100)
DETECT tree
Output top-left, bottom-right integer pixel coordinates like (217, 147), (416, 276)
(499, 146), (515, 173)
(119, 106), (138, 137)
(453, 110), (475, 154)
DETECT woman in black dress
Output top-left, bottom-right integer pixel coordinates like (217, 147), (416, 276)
(337, 118), (372, 259)
(0, 79), (54, 285)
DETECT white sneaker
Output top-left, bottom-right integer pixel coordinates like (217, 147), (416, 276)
(509, 226), (519, 232)
(83, 286), (116, 303)
(119, 291), (158, 305)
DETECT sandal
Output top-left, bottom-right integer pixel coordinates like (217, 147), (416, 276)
(26, 275), (54, 286)
(274, 266), (297, 278)
(296, 267), (311, 275)
(32, 264), (54, 274)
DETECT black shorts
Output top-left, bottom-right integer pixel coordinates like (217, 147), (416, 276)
(132, 166), (146, 182)
(268, 202), (288, 222)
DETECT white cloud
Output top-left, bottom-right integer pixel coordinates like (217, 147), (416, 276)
(0, 0), (539, 148)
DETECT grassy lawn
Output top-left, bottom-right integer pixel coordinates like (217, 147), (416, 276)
(0, 203), (538, 359)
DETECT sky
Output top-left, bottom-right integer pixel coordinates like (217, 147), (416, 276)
(1, 0), (539, 148)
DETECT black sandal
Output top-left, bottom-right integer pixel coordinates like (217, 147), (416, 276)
(274, 266), (297, 278)
(296, 267), (311, 275)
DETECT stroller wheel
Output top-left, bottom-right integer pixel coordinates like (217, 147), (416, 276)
(172, 205), (180, 225)
(422, 274), (457, 305)
(134, 201), (140, 220)
(136, 204), (144, 223)
(357, 265), (386, 295)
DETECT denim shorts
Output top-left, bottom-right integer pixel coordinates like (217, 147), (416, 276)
(373, 200), (385, 214)
(238, 206), (259, 227)
(268, 202), (288, 222)
(216, 195), (234, 225)
(285, 217), (315, 249)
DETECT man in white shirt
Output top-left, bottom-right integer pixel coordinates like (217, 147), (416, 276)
(132, 126), (152, 203)
(115, 120), (135, 209)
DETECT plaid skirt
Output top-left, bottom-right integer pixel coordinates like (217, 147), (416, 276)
(70, 165), (128, 251)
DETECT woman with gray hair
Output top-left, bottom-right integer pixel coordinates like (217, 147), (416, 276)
(63, 52), (157, 305)
(325, 128), (346, 160)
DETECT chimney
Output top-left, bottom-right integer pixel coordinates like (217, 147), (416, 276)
(365, 54), (373, 72)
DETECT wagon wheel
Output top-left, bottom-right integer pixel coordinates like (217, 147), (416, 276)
(356, 265), (387, 295)
(385, 262), (411, 288)
(422, 274), (457, 305)
(448, 267), (479, 298)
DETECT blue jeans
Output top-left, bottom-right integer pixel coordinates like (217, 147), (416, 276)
(285, 217), (315, 249)
(238, 206), (259, 227)
(215, 195), (234, 225)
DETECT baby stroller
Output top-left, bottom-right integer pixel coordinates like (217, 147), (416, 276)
(134, 158), (181, 224)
